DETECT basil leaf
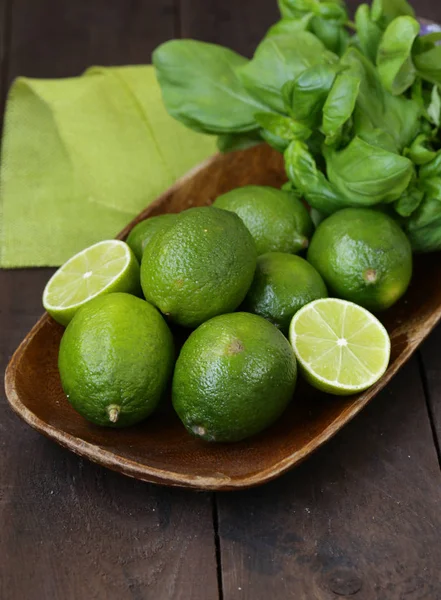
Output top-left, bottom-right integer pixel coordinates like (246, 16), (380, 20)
(322, 71), (360, 145)
(394, 186), (424, 217)
(405, 196), (441, 252)
(284, 140), (344, 214)
(307, 130), (327, 158)
(414, 46), (441, 86)
(405, 134), (437, 165)
(260, 130), (291, 153)
(341, 47), (420, 151)
(278, 0), (313, 19)
(265, 15), (312, 38)
(325, 136), (414, 205)
(315, 2), (347, 21)
(153, 40), (267, 134)
(427, 86), (441, 126)
(276, 0), (347, 54)
(377, 16), (419, 95)
(408, 196), (441, 227)
(217, 131), (262, 153)
(278, 0), (345, 19)
(340, 47), (386, 123)
(282, 64), (338, 125)
(353, 109), (398, 151)
(383, 95), (422, 151)
(255, 113), (312, 141)
(420, 152), (441, 180)
(407, 221), (441, 253)
(354, 4), (383, 63)
(413, 32), (441, 55)
(420, 177), (441, 199)
(353, 97), (419, 154)
(411, 77), (425, 108)
(238, 32), (337, 113)
(310, 207), (327, 226)
(310, 17), (349, 55)
(371, 0), (415, 26)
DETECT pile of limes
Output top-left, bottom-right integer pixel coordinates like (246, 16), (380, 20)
(43, 185), (411, 442)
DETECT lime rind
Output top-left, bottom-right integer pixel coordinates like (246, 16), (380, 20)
(43, 240), (140, 326)
(289, 298), (390, 395)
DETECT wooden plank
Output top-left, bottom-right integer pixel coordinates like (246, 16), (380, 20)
(405, 0), (441, 482)
(216, 358), (441, 599)
(176, 0), (441, 597)
(0, 1), (219, 597)
(411, 0), (441, 470)
(419, 327), (441, 462)
(7, 0), (176, 82)
(0, 0), (11, 125)
(180, 0), (279, 57)
(0, 269), (219, 600)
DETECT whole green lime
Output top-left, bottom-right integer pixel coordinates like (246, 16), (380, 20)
(242, 252), (328, 333)
(126, 214), (177, 262)
(307, 208), (412, 311)
(141, 207), (257, 328)
(213, 185), (313, 255)
(58, 293), (174, 427)
(172, 312), (297, 442)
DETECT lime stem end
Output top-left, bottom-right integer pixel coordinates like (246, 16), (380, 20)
(107, 405), (120, 424)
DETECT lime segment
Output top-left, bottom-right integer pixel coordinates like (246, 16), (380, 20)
(43, 240), (140, 326)
(289, 298), (390, 395)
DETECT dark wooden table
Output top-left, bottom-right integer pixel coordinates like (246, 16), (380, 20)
(1, 1), (441, 598)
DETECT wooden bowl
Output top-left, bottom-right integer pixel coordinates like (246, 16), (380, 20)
(5, 144), (441, 490)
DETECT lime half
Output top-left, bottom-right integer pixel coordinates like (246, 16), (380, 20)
(289, 298), (390, 395)
(43, 240), (140, 326)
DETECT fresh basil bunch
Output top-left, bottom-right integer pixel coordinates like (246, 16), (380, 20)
(153, 0), (441, 253)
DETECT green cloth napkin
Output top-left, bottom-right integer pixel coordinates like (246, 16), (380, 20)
(0, 66), (217, 268)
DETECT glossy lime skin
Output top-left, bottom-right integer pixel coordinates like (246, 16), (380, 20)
(172, 312), (297, 442)
(126, 214), (177, 263)
(213, 185), (314, 255)
(58, 293), (174, 427)
(243, 252), (328, 333)
(307, 208), (413, 311)
(141, 207), (257, 328)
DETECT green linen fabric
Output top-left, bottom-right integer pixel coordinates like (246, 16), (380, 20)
(0, 65), (216, 267)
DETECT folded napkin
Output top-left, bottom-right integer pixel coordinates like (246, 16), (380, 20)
(0, 66), (217, 267)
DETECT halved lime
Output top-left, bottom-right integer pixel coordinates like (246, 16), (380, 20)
(289, 298), (390, 395)
(43, 240), (141, 326)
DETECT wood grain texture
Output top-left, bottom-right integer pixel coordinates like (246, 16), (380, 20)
(0, 1), (219, 598)
(411, 0), (441, 467)
(0, 0), (11, 127)
(419, 328), (441, 462)
(180, 0), (279, 57)
(6, 0), (175, 83)
(0, 269), (219, 600)
(2, 1), (441, 600)
(217, 358), (441, 600)
(177, 0), (441, 598)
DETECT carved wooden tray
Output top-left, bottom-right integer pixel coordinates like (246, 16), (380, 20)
(5, 144), (441, 490)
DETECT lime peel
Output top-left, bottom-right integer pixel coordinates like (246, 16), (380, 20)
(43, 240), (140, 326)
(289, 298), (391, 395)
